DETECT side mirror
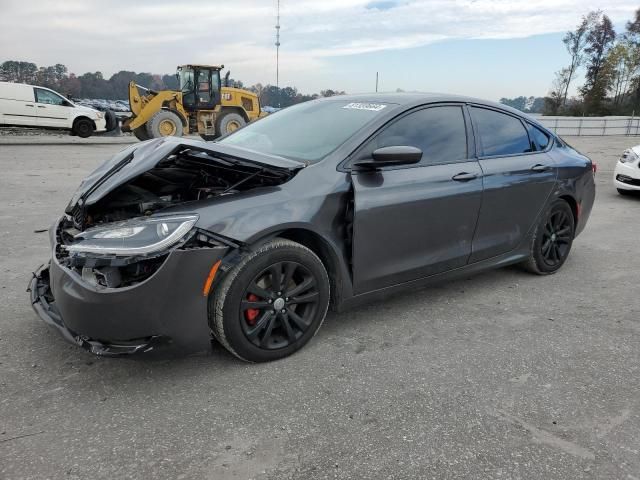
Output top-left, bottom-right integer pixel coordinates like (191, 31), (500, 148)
(353, 145), (422, 170)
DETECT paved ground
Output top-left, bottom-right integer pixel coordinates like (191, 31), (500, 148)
(0, 127), (136, 145)
(0, 137), (639, 479)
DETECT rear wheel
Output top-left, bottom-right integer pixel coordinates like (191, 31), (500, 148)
(146, 110), (183, 138)
(523, 199), (575, 275)
(216, 111), (246, 137)
(210, 239), (330, 362)
(72, 118), (94, 138)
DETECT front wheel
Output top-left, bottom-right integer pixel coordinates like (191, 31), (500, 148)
(72, 118), (94, 138)
(210, 239), (330, 362)
(523, 199), (575, 275)
(146, 110), (183, 138)
(216, 112), (246, 137)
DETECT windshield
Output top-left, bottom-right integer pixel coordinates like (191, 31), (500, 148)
(178, 68), (194, 92)
(218, 100), (392, 162)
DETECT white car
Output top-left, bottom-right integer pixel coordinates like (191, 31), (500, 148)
(0, 81), (108, 137)
(614, 145), (640, 195)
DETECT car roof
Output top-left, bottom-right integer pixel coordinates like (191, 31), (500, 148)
(326, 92), (538, 123)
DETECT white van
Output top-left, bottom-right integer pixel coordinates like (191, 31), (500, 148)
(0, 82), (108, 137)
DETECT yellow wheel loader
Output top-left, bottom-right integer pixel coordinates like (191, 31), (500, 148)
(122, 64), (263, 141)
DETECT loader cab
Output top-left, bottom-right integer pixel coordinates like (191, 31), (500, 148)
(178, 65), (221, 112)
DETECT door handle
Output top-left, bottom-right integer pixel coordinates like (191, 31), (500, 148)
(531, 164), (551, 172)
(37, 105), (46, 108)
(452, 172), (478, 182)
(25, 104), (34, 107)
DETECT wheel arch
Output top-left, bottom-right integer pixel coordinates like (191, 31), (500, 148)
(557, 193), (579, 227)
(221, 106), (249, 123)
(160, 105), (188, 127)
(251, 227), (345, 310)
(72, 115), (96, 130)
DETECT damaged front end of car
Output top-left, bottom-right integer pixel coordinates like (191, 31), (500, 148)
(29, 137), (303, 355)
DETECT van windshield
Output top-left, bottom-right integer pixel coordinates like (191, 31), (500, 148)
(218, 100), (392, 162)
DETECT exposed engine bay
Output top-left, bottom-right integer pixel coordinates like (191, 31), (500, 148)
(77, 147), (295, 228)
(56, 144), (298, 289)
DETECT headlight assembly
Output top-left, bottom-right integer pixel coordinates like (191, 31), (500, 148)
(66, 214), (198, 256)
(620, 149), (639, 163)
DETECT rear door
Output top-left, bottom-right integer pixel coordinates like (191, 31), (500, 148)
(351, 104), (483, 294)
(0, 84), (37, 125)
(34, 88), (71, 128)
(468, 106), (557, 263)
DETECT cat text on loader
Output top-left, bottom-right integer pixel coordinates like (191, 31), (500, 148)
(121, 64), (263, 141)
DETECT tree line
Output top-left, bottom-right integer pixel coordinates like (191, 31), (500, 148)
(544, 8), (640, 116)
(0, 60), (345, 108)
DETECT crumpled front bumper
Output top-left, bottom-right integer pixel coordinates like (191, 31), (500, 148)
(29, 266), (162, 355)
(29, 225), (229, 356)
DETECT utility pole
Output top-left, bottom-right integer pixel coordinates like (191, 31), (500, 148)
(275, 0), (281, 107)
(375, 72), (379, 92)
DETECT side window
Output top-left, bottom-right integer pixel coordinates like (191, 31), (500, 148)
(529, 124), (551, 151)
(373, 106), (467, 165)
(470, 107), (532, 157)
(34, 88), (65, 106)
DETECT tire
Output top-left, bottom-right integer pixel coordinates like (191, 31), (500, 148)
(104, 109), (117, 132)
(210, 238), (330, 362)
(145, 110), (183, 138)
(72, 118), (94, 138)
(133, 126), (151, 141)
(523, 199), (575, 275)
(216, 111), (246, 137)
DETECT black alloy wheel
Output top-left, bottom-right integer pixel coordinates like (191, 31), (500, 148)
(540, 208), (572, 267)
(210, 238), (330, 362)
(240, 261), (320, 349)
(524, 199), (575, 275)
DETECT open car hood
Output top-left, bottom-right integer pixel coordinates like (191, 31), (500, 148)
(65, 137), (304, 213)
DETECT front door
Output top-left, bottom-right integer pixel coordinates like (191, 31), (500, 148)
(351, 105), (483, 294)
(467, 106), (557, 263)
(34, 88), (71, 128)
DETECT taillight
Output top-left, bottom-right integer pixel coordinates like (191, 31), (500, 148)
(591, 162), (597, 174)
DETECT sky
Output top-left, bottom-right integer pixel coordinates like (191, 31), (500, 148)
(0, 0), (638, 100)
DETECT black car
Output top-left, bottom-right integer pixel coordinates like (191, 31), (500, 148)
(30, 94), (596, 362)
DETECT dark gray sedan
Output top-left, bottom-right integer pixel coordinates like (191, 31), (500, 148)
(30, 94), (596, 362)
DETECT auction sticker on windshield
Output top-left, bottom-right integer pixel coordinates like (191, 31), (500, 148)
(342, 102), (387, 112)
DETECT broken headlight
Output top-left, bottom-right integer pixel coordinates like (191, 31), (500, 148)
(66, 214), (198, 256)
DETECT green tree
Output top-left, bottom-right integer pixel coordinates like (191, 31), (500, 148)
(0, 60), (38, 83)
(500, 96), (527, 111)
(581, 13), (616, 113)
(562, 12), (598, 105)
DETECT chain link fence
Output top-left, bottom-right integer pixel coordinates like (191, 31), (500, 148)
(531, 115), (640, 136)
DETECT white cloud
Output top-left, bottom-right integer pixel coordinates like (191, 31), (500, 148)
(0, 0), (637, 93)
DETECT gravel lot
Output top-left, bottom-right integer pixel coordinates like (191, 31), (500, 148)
(1, 137), (639, 479)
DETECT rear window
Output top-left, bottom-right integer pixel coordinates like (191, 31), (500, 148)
(470, 107), (532, 157)
(219, 100), (392, 162)
(529, 124), (551, 150)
